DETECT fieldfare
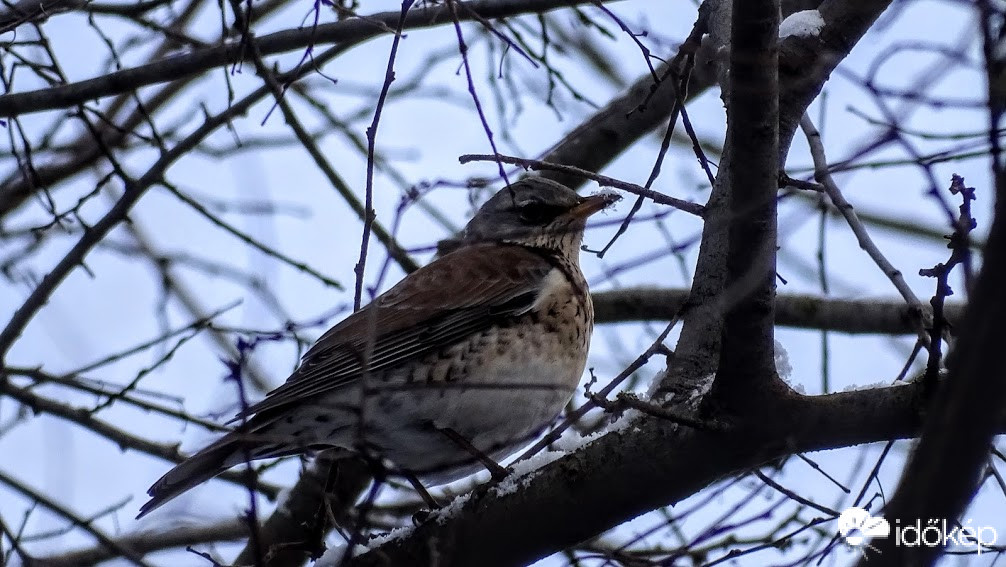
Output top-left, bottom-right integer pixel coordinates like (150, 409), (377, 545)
(138, 177), (619, 518)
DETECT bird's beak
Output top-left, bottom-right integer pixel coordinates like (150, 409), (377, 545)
(568, 192), (621, 219)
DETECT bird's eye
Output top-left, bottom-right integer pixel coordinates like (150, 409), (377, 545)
(518, 201), (561, 224)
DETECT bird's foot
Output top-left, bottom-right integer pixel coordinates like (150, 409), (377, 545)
(436, 426), (510, 481)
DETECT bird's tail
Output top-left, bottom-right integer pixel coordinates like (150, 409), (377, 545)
(136, 435), (243, 519)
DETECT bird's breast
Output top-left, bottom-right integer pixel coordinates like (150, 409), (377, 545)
(528, 265), (593, 353)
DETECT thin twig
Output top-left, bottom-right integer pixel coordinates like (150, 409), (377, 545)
(800, 115), (930, 341)
(357, 0), (415, 310)
(518, 313), (682, 460)
(459, 153), (705, 216)
(0, 379), (282, 498)
(0, 38), (360, 360)
(446, 0), (511, 185)
(162, 183), (343, 289)
(0, 468), (154, 566)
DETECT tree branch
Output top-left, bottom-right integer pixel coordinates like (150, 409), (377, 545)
(0, 34), (360, 360)
(0, 0), (86, 34)
(801, 115), (928, 333)
(592, 288), (963, 335)
(347, 379), (965, 567)
(655, 0), (893, 398)
(860, 6), (1006, 557)
(34, 519), (248, 566)
(235, 452), (372, 567)
(0, 468), (154, 566)
(0, 378), (282, 498)
(0, 0), (616, 118)
(536, 1), (714, 191)
(710, 0), (783, 407)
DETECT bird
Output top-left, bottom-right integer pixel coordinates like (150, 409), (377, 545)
(137, 177), (619, 518)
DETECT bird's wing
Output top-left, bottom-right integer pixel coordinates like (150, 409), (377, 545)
(235, 244), (558, 419)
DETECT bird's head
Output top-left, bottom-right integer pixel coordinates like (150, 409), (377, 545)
(461, 177), (620, 257)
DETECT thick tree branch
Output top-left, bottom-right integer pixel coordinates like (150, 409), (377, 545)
(347, 379), (964, 567)
(235, 453), (372, 567)
(778, 0), (894, 161)
(0, 0), (85, 33)
(710, 0), (782, 407)
(655, 0), (892, 399)
(592, 288), (964, 334)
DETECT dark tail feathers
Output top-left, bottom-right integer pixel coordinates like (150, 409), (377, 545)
(136, 438), (239, 519)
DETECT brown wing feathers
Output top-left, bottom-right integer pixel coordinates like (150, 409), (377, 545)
(233, 244), (556, 420)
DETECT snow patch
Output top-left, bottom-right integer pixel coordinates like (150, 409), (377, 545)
(316, 523), (414, 566)
(366, 524), (414, 546)
(432, 491), (473, 524)
(592, 187), (622, 200)
(316, 545), (347, 566)
(689, 374), (716, 403)
(492, 408), (646, 497)
(778, 10), (825, 39)
(607, 407), (643, 434)
(492, 449), (565, 497)
(842, 380), (910, 392)
(774, 339), (792, 381)
(317, 543), (367, 566)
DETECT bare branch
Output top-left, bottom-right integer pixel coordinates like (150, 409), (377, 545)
(459, 153), (706, 216)
(592, 288), (964, 334)
(34, 519), (248, 566)
(0, 468), (154, 566)
(0, 379), (282, 499)
(0, 0), (619, 118)
(801, 115), (929, 335)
